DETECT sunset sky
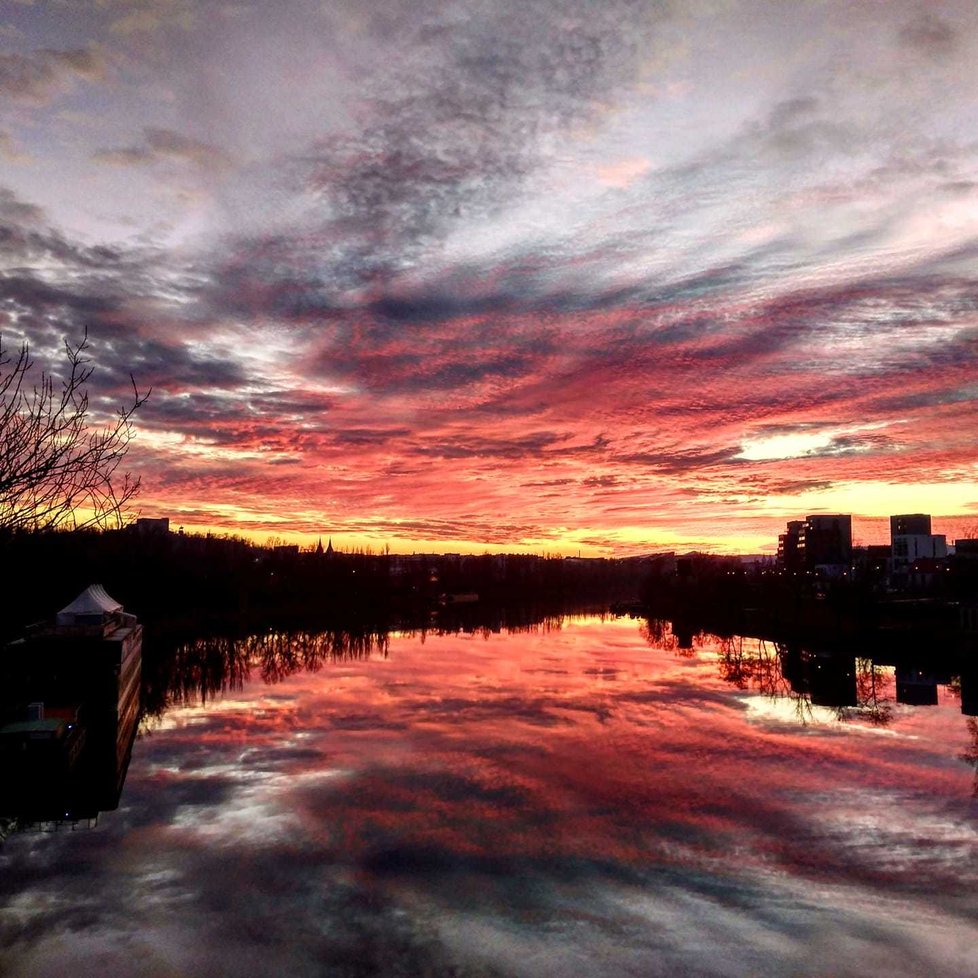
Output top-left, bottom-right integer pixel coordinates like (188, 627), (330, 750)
(3, 0), (978, 554)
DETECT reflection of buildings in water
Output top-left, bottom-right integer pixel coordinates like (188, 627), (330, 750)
(778, 646), (926, 718)
(808, 653), (857, 708)
(640, 614), (978, 732)
(666, 625), (964, 729)
(0, 586), (141, 834)
(960, 664), (978, 717)
(778, 644), (807, 697)
(895, 665), (952, 707)
(673, 621), (695, 651)
(720, 639), (858, 707)
(961, 717), (978, 796)
(663, 618), (975, 722)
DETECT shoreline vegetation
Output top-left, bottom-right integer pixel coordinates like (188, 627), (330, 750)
(3, 526), (976, 751)
(2, 525), (976, 664)
(641, 565), (978, 659)
(0, 526), (644, 642)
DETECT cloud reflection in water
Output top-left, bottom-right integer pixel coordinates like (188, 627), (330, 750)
(1, 618), (976, 977)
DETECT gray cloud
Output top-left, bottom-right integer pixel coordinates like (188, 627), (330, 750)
(141, 387), (333, 444)
(0, 186), (44, 227)
(618, 446), (741, 473)
(0, 187), (253, 417)
(0, 47), (106, 103)
(332, 426), (413, 446)
(0, 187), (133, 271)
(0, 130), (30, 162)
(275, 0), (674, 286)
(93, 127), (232, 170)
(414, 432), (608, 461)
(899, 11), (957, 57)
(742, 95), (854, 162)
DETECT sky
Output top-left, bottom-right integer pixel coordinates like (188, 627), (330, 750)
(2, 0), (978, 554)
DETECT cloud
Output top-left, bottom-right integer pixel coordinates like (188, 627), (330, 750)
(899, 12), (957, 57)
(267, 0), (676, 286)
(619, 446), (741, 473)
(0, 186), (44, 226)
(91, 146), (155, 167)
(0, 47), (106, 104)
(108, 1), (196, 36)
(93, 127), (232, 170)
(0, 187), (135, 271)
(0, 130), (31, 163)
(412, 431), (608, 462)
(3, 0), (978, 550)
(595, 156), (653, 188)
(743, 95), (854, 162)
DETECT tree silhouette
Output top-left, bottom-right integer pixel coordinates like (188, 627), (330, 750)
(0, 331), (147, 532)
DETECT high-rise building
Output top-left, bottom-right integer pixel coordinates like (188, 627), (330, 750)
(890, 513), (946, 572)
(777, 520), (804, 573)
(798, 514), (852, 573)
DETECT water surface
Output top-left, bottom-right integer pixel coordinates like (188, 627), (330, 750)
(2, 617), (977, 977)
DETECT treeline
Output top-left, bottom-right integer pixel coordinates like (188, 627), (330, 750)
(0, 528), (647, 641)
(641, 553), (978, 654)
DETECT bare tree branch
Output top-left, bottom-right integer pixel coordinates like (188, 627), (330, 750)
(0, 330), (148, 533)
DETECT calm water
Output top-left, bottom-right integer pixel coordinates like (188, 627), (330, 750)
(2, 617), (977, 977)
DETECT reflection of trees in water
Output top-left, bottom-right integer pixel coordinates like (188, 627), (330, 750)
(142, 627), (389, 718)
(717, 637), (787, 695)
(663, 628), (900, 728)
(835, 659), (893, 727)
(640, 618), (689, 653)
(716, 636), (817, 725)
(423, 607), (581, 640)
(960, 717), (978, 797)
(253, 629), (388, 684)
(142, 610), (581, 720)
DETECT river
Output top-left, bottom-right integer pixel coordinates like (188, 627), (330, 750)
(2, 616), (976, 977)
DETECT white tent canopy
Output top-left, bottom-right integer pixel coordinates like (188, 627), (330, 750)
(56, 585), (123, 626)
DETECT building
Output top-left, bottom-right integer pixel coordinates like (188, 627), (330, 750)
(890, 514), (931, 537)
(798, 514), (852, 576)
(898, 535), (948, 563)
(956, 539), (978, 559)
(777, 520), (804, 573)
(776, 515), (853, 577)
(852, 544), (891, 588)
(890, 513), (946, 576)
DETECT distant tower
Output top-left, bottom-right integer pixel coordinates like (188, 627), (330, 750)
(325, 537), (334, 556)
(315, 537), (324, 555)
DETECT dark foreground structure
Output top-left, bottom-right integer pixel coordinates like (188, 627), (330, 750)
(1, 586), (141, 834)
